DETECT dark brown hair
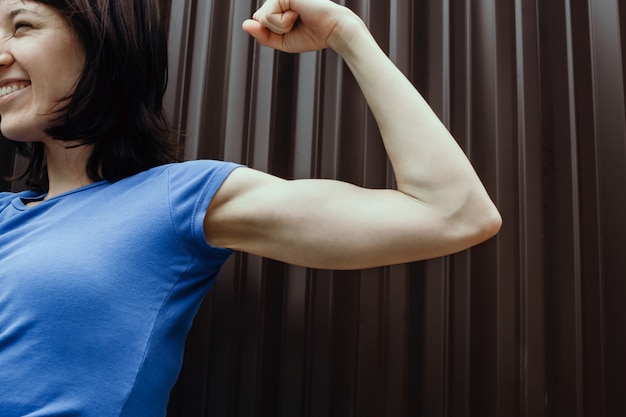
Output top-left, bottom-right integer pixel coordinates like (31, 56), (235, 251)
(10, 0), (178, 191)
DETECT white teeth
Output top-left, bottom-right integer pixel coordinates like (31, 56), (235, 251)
(0, 84), (28, 98)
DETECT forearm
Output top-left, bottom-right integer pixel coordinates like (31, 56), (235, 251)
(329, 13), (494, 216)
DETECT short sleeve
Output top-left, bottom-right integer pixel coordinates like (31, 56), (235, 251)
(166, 160), (242, 263)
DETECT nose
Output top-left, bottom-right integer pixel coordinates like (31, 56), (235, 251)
(0, 40), (15, 67)
(0, 51), (14, 66)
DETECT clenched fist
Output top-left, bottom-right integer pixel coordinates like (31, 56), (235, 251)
(242, 0), (369, 54)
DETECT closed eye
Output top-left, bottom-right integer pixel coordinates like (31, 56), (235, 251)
(14, 22), (32, 34)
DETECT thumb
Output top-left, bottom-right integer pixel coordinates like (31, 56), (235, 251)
(242, 19), (279, 48)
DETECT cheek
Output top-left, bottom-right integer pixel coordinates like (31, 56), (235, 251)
(62, 41), (86, 88)
(37, 41), (85, 101)
(32, 69), (81, 113)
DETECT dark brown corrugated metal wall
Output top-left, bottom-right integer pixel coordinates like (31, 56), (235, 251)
(1, 0), (624, 416)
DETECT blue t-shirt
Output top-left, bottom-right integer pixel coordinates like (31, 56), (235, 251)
(0, 160), (240, 417)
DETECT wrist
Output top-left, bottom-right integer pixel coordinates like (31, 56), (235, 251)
(326, 9), (373, 57)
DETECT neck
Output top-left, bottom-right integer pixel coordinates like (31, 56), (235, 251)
(43, 140), (95, 199)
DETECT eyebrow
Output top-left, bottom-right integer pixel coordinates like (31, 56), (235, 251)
(9, 8), (40, 19)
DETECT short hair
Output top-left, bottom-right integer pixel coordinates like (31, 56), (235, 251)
(10, 0), (178, 191)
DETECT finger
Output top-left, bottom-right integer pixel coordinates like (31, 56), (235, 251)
(264, 10), (299, 34)
(242, 19), (286, 50)
(254, 9), (299, 35)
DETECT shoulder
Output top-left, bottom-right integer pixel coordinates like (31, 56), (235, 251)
(0, 191), (13, 200)
(0, 190), (38, 210)
(0, 192), (13, 210)
(128, 160), (242, 183)
(158, 160), (243, 201)
(108, 160), (242, 194)
(163, 160), (242, 181)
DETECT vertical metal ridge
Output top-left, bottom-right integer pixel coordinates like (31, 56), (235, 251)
(588, 0), (625, 415)
(513, 0), (546, 415)
(563, 1), (585, 415)
(441, 5), (453, 417)
(514, 2), (530, 416)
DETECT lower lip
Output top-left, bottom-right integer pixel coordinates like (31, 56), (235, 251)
(0, 86), (30, 106)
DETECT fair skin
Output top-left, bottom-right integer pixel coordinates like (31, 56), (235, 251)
(203, 0), (501, 269)
(0, 0), (91, 199)
(2, 0), (501, 268)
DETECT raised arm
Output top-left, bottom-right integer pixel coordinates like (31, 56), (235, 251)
(203, 0), (501, 269)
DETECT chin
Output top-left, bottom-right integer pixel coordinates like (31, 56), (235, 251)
(0, 123), (44, 144)
(0, 133), (28, 143)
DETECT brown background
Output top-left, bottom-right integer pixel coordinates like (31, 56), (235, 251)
(1, 0), (624, 416)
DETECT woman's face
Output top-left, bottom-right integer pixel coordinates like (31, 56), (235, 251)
(0, 0), (85, 143)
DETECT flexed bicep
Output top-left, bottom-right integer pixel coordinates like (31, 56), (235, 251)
(204, 168), (489, 270)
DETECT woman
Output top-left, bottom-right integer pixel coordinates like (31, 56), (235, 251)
(0, 0), (501, 416)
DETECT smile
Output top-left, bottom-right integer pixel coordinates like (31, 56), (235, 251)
(0, 83), (30, 98)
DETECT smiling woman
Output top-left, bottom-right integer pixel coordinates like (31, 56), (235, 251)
(0, 0), (500, 416)
(5, 0), (176, 193)
(0, 3), (83, 149)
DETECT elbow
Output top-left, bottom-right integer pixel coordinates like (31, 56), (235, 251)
(445, 192), (501, 252)
(476, 205), (502, 243)
(463, 200), (502, 248)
